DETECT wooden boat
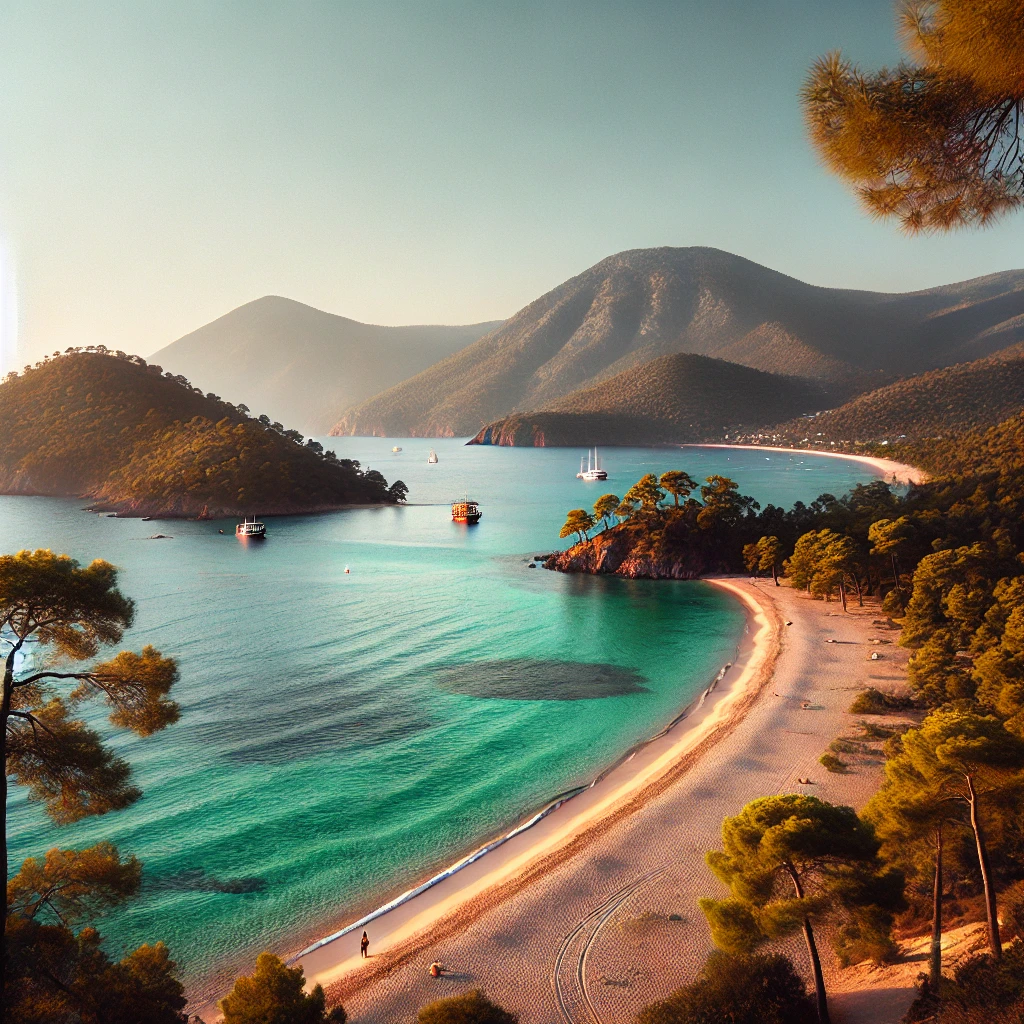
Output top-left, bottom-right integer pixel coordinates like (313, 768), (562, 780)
(236, 517), (266, 539)
(451, 499), (481, 524)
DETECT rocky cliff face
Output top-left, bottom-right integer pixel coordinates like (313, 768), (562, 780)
(544, 528), (717, 579)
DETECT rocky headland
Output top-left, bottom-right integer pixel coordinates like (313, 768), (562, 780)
(543, 528), (717, 579)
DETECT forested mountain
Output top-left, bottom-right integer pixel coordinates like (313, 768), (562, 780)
(772, 351), (1024, 445)
(0, 350), (403, 517)
(332, 247), (1024, 438)
(468, 353), (831, 446)
(151, 296), (501, 434)
(897, 408), (1024, 479)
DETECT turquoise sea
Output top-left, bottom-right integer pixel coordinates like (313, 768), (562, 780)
(2, 441), (878, 995)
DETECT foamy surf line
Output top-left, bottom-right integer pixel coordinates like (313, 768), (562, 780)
(287, 662), (732, 963)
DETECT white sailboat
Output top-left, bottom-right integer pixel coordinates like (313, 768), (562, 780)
(427, 448), (438, 464)
(576, 448), (608, 481)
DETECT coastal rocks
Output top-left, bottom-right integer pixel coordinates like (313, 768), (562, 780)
(544, 530), (712, 579)
(544, 529), (634, 574)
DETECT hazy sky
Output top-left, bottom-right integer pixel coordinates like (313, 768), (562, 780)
(2, 0), (1022, 367)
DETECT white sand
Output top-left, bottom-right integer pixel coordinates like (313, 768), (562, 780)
(685, 443), (929, 485)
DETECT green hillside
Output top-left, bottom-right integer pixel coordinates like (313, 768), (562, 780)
(772, 351), (1024, 445)
(469, 353), (830, 446)
(0, 350), (403, 517)
(894, 409), (1024, 479)
(333, 247), (1024, 438)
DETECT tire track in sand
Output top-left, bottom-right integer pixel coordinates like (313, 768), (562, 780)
(553, 867), (666, 1024)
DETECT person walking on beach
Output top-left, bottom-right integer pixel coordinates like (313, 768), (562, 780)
(360, 931), (369, 958)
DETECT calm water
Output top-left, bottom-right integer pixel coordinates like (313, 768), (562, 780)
(2, 441), (877, 992)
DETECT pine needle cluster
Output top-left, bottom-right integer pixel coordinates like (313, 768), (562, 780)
(803, 1), (1024, 232)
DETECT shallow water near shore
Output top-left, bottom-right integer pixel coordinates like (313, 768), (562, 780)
(2, 440), (878, 995)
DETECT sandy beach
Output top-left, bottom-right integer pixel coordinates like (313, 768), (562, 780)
(194, 576), (915, 1024)
(284, 580), (776, 993)
(686, 443), (929, 486)
(308, 579), (912, 1024)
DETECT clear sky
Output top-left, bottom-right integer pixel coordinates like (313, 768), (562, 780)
(2, 0), (1022, 368)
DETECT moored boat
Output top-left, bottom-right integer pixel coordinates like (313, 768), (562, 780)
(427, 448), (438, 464)
(392, 446), (403, 452)
(451, 499), (481, 524)
(236, 517), (266, 539)
(576, 448), (608, 481)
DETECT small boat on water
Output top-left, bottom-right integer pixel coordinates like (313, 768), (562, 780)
(392, 446), (403, 452)
(452, 499), (482, 524)
(236, 517), (266, 539)
(427, 448), (438, 464)
(576, 448), (608, 481)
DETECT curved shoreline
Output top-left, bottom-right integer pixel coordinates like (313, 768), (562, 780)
(684, 442), (928, 485)
(286, 664), (736, 966)
(190, 579), (778, 1017)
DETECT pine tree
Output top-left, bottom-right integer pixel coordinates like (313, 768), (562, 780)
(803, 0), (1024, 232)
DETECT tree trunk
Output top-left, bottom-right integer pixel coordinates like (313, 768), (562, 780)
(789, 867), (830, 1024)
(852, 572), (863, 607)
(931, 826), (943, 989)
(839, 581), (847, 612)
(772, 563), (779, 586)
(966, 775), (1002, 958)
(891, 552), (901, 595)
(803, 917), (831, 1024)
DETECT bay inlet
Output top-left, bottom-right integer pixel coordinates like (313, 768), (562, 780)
(2, 440), (880, 995)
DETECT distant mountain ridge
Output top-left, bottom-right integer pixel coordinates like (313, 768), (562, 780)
(331, 247), (1024, 438)
(151, 296), (502, 434)
(468, 353), (832, 446)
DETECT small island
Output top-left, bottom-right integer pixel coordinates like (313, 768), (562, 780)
(0, 349), (407, 518)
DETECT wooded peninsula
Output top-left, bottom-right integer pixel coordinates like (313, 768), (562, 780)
(0, 350), (407, 518)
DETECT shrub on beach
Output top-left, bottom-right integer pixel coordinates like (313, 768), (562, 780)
(847, 688), (915, 715)
(904, 940), (1024, 1024)
(636, 951), (816, 1024)
(220, 952), (345, 1024)
(819, 752), (846, 772)
(418, 989), (518, 1024)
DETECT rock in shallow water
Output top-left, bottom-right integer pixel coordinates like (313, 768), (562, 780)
(437, 658), (648, 700)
